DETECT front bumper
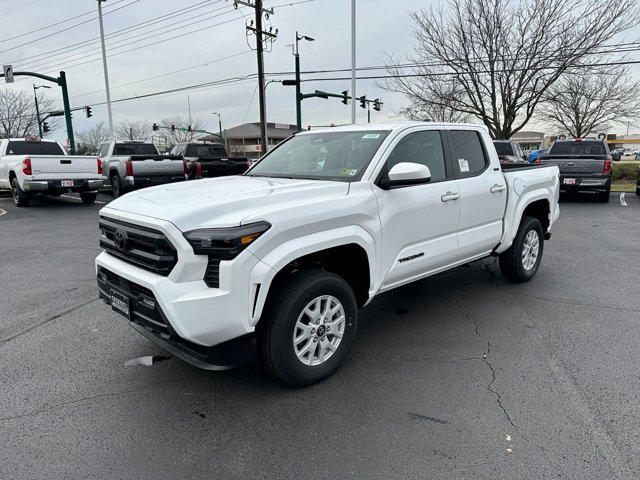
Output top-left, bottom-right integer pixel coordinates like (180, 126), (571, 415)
(23, 178), (103, 192)
(95, 210), (275, 350)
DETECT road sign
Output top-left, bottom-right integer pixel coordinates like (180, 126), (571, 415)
(3, 65), (14, 83)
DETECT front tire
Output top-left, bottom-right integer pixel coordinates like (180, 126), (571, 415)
(80, 192), (97, 204)
(11, 178), (31, 207)
(258, 270), (358, 386)
(499, 216), (544, 283)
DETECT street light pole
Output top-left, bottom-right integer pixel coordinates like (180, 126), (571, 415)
(32, 84), (45, 137)
(212, 112), (223, 145)
(97, 0), (114, 140)
(294, 31), (314, 132)
(350, 0), (356, 124)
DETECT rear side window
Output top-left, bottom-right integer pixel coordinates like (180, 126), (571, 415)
(384, 130), (447, 182)
(98, 143), (110, 157)
(549, 141), (607, 156)
(6, 141), (64, 155)
(449, 130), (488, 177)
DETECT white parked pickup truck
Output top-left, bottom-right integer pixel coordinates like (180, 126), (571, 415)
(0, 138), (103, 206)
(96, 122), (560, 385)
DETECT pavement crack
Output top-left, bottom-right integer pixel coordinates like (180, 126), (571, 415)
(455, 299), (520, 432)
(0, 297), (99, 345)
(506, 291), (640, 314)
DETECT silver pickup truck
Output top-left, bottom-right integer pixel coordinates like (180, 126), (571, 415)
(98, 141), (186, 197)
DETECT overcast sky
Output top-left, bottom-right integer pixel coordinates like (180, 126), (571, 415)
(1, 0), (639, 143)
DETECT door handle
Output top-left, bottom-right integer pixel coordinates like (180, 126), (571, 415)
(441, 191), (461, 202)
(490, 184), (506, 193)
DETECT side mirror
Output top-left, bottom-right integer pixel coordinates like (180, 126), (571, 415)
(378, 162), (431, 190)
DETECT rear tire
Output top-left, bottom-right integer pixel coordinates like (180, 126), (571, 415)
(597, 188), (610, 203)
(258, 269), (358, 386)
(499, 216), (544, 283)
(11, 177), (31, 207)
(80, 192), (97, 204)
(110, 175), (124, 198)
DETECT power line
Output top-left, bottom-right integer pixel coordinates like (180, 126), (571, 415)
(0, 0), (140, 55)
(6, 0), (223, 67)
(0, 0), (39, 18)
(14, 2), (236, 73)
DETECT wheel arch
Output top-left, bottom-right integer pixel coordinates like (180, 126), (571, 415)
(497, 191), (553, 254)
(249, 228), (376, 326)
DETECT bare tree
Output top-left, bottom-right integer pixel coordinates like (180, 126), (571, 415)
(115, 118), (152, 141)
(158, 115), (206, 144)
(381, 0), (638, 139)
(537, 64), (640, 138)
(76, 121), (110, 154)
(0, 89), (61, 138)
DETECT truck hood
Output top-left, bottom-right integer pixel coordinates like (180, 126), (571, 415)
(101, 175), (350, 231)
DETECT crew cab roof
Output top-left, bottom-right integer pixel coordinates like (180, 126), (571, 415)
(294, 121), (490, 136)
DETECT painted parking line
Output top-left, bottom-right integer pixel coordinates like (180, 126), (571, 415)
(0, 208), (6, 217)
(60, 194), (106, 205)
(620, 193), (627, 206)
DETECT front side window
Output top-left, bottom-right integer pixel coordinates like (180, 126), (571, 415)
(449, 130), (488, 177)
(382, 130), (447, 182)
(247, 130), (391, 181)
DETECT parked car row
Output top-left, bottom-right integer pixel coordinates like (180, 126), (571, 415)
(0, 138), (254, 206)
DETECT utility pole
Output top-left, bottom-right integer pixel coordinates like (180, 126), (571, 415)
(237, 0), (277, 155)
(212, 112), (223, 144)
(351, 0), (356, 124)
(97, 0), (114, 140)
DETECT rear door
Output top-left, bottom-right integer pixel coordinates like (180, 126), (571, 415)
(447, 128), (506, 259)
(374, 128), (461, 289)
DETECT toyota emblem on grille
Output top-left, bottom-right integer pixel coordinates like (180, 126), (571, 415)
(114, 229), (129, 251)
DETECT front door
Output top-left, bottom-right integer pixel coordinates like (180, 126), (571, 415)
(374, 128), (461, 290)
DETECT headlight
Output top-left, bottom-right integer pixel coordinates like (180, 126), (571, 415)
(183, 221), (271, 259)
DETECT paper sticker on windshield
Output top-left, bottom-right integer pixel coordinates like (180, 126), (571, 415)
(458, 158), (470, 173)
(362, 133), (380, 139)
(342, 168), (358, 176)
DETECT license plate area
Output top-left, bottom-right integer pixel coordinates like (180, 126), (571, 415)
(61, 180), (74, 187)
(563, 178), (576, 185)
(110, 289), (130, 319)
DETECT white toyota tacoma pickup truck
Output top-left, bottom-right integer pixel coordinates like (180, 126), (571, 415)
(0, 138), (103, 206)
(96, 122), (560, 385)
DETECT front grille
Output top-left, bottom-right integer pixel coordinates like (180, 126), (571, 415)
(99, 217), (177, 276)
(97, 266), (173, 336)
(204, 257), (221, 288)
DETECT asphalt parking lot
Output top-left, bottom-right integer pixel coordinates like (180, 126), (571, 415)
(1, 190), (639, 479)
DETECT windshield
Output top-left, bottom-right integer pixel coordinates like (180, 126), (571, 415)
(185, 144), (227, 157)
(549, 141), (607, 157)
(493, 142), (514, 156)
(246, 130), (391, 181)
(113, 143), (158, 155)
(6, 141), (64, 155)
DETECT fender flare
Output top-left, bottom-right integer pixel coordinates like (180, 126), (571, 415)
(248, 225), (377, 326)
(497, 189), (552, 254)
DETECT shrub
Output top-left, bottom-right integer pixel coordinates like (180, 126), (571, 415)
(611, 163), (639, 181)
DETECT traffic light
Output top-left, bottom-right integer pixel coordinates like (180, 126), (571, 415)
(171, 124), (176, 131)
(373, 98), (382, 111)
(341, 90), (349, 105)
(85, 106), (92, 118)
(187, 125), (192, 132)
(359, 96), (367, 109)
(152, 123), (158, 131)
(42, 122), (50, 133)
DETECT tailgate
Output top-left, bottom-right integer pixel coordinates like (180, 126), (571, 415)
(31, 155), (98, 175)
(131, 157), (184, 176)
(541, 157), (604, 174)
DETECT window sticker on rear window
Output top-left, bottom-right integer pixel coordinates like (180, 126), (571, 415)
(458, 158), (470, 172)
(362, 133), (380, 139)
